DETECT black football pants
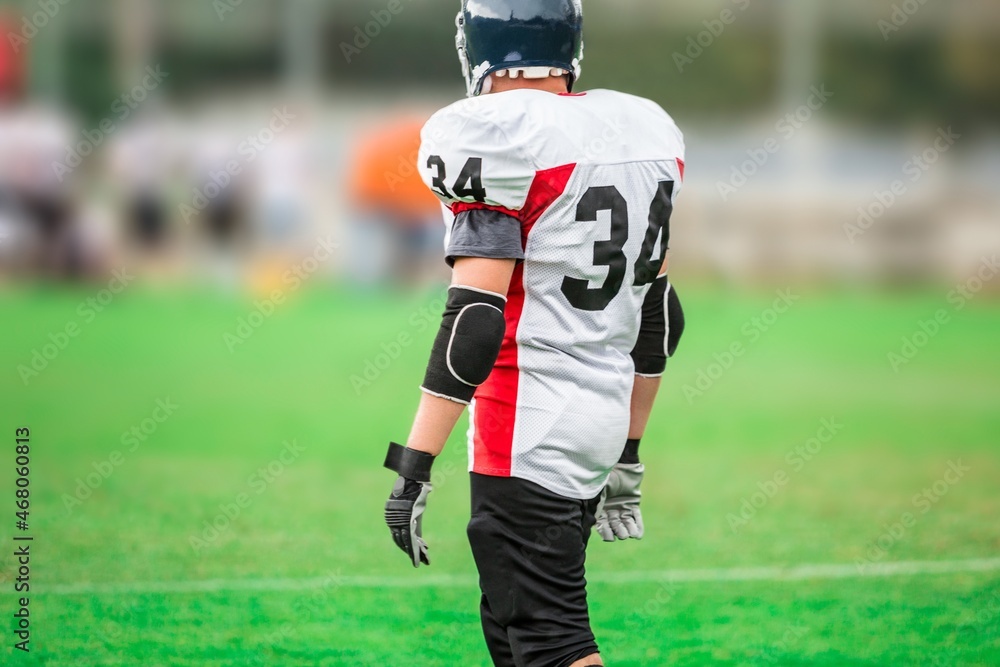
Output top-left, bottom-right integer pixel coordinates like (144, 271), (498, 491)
(467, 472), (602, 667)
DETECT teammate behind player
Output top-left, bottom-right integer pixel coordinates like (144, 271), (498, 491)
(382, 2), (686, 665)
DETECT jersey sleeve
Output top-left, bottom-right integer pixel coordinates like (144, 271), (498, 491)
(418, 101), (537, 266)
(642, 97), (686, 196)
(418, 101), (537, 215)
(445, 208), (525, 267)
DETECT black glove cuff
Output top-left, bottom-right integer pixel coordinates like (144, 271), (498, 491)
(384, 442), (435, 483)
(620, 438), (641, 464)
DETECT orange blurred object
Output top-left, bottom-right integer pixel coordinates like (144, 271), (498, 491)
(348, 116), (441, 224)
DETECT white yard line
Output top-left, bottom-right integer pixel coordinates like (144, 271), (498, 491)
(37, 557), (1000, 596)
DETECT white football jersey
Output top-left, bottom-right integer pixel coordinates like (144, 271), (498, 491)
(419, 89), (685, 499)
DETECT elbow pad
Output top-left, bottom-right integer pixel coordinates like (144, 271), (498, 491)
(666, 283), (685, 358)
(631, 277), (685, 377)
(421, 286), (507, 405)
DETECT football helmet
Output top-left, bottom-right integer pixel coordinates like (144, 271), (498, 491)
(455, 0), (584, 97)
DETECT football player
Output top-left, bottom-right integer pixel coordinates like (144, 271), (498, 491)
(382, 2), (686, 665)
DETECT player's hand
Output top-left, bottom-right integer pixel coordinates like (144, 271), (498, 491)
(595, 462), (644, 541)
(384, 475), (432, 567)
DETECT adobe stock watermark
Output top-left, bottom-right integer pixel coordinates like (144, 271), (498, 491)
(515, 509), (592, 566)
(726, 418), (844, 533)
(180, 106), (296, 225)
(384, 143), (422, 194)
(672, 0), (751, 73)
(947, 256), (999, 312)
(96, 603), (149, 645)
(927, 590), (1000, 667)
(340, 0), (414, 64)
(717, 84), (833, 201)
(888, 254), (998, 372)
(845, 126), (960, 244)
(350, 290), (448, 395)
(258, 569), (346, 649)
(385, 101), (479, 193)
(878, 0), (929, 41)
(50, 65), (169, 182)
(397, 115), (627, 195)
(623, 580), (678, 637)
(388, 96), (576, 194)
(855, 459), (971, 573)
(682, 289), (800, 404)
(189, 439), (307, 552)
(581, 116), (628, 162)
(5, 0), (73, 54)
(61, 398), (180, 514)
(17, 268), (134, 385)
(223, 235), (339, 352)
(212, 0), (247, 21)
(751, 625), (810, 665)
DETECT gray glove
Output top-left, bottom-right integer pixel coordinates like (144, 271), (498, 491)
(384, 476), (432, 567)
(595, 462), (645, 542)
(383, 442), (436, 568)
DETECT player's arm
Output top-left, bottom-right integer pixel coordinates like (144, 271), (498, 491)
(628, 264), (685, 439)
(628, 375), (662, 441)
(625, 147), (685, 449)
(597, 261), (686, 542)
(406, 257), (515, 456)
(382, 106), (532, 567)
(382, 256), (516, 568)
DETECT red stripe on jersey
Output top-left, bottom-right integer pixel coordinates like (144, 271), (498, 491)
(471, 163), (577, 477)
(449, 201), (521, 219)
(677, 158), (685, 182)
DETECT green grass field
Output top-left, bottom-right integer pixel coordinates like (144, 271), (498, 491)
(1, 283), (998, 666)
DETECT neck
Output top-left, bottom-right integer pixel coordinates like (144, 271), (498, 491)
(488, 74), (570, 95)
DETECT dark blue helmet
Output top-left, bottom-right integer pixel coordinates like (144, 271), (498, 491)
(455, 0), (584, 97)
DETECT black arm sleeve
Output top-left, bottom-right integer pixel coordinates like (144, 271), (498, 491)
(631, 277), (685, 376)
(445, 209), (524, 268)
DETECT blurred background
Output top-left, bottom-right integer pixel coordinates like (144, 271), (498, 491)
(1, 0), (997, 289)
(1, 0), (999, 665)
